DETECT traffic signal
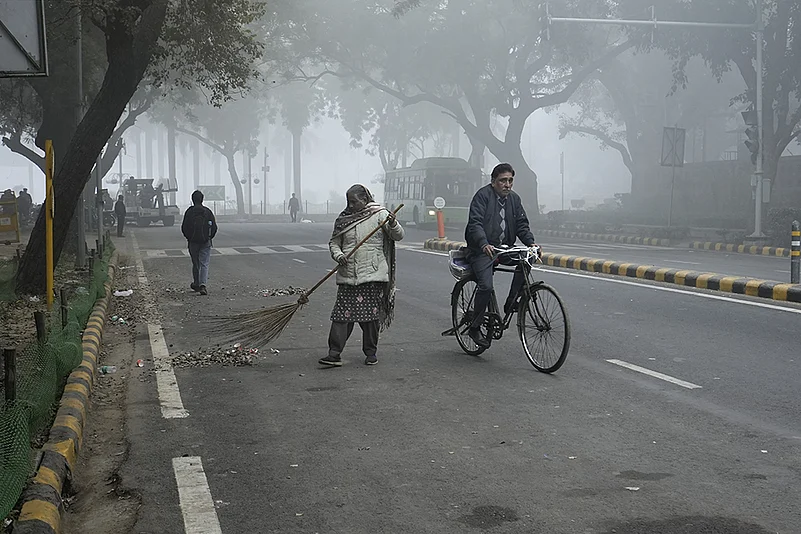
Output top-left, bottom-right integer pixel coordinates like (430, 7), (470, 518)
(741, 108), (759, 166)
(538, 2), (551, 41)
(744, 126), (759, 166)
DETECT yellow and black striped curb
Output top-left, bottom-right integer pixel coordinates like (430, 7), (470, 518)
(533, 229), (670, 246)
(423, 239), (801, 303)
(690, 241), (790, 257)
(14, 251), (119, 534)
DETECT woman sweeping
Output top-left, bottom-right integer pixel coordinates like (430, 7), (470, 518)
(319, 184), (404, 367)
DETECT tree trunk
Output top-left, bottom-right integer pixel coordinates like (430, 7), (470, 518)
(291, 128), (303, 206)
(192, 137), (201, 189)
(490, 143), (539, 217)
(16, 0), (169, 294)
(467, 135), (485, 170)
(225, 153), (246, 215)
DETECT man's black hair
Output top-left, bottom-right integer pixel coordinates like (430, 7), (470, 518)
(192, 190), (204, 205)
(491, 163), (515, 179)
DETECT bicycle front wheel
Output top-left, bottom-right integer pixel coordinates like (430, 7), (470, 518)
(517, 283), (570, 373)
(451, 278), (487, 356)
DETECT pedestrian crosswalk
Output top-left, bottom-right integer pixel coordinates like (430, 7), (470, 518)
(141, 242), (424, 258)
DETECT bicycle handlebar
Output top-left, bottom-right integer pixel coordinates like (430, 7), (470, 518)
(490, 244), (542, 262)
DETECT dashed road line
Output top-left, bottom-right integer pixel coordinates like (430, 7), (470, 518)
(149, 324), (189, 419)
(607, 359), (703, 390)
(293, 258), (306, 264)
(172, 456), (223, 534)
(132, 232), (190, 419)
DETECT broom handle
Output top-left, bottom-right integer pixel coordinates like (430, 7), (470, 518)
(303, 204), (404, 298)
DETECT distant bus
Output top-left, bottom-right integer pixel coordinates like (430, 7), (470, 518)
(383, 157), (484, 226)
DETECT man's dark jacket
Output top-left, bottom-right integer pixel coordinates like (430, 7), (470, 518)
(464, 184), (536, 254)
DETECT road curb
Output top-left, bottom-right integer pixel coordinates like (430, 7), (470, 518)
(533, 229), (671, 246)
(690, 241), (790, 257)
(14, 250), (119, 534)
(423, 239), (801, 303)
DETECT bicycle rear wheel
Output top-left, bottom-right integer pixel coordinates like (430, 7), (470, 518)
(451, 278), (487, 356)
(517, 283), (570, 373)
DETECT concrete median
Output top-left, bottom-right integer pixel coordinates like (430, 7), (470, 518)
(14, 251), (119, 534)
(424, 238), (801, 303)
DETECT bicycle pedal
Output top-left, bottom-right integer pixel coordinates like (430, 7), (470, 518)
(441, 327), (458, 337)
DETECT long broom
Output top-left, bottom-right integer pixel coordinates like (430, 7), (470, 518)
(212, 204), (404, 347)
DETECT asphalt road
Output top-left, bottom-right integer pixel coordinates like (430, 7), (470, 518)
(117, 222), (801, 534)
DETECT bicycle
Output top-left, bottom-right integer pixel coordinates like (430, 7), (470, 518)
(442, 244), (571, 373)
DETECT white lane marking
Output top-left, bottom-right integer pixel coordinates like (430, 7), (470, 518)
(532, 266), (801, 315)
(405, 248), (801, 315)
(293, 258), (306, 264)
(148, 323), (189, 418)
(607, 359), (702, 389)
(405, 248), (450, 257)
(776, 270), (790, 274)
(664, 260), (701, 265)
(172, 457), (223, 534)
(131, 233), (149, 286)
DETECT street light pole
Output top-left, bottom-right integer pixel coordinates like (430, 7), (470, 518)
(751, 0), (765, 237)
(247, 148), (253, 216)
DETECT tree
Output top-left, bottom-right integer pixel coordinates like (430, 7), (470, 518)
(271, 81), (326, 206)
(620, 0), (801, 196)
(558, 50), (744, 197)
(293, 0), (638, 212)
(330, 81), (454, 171)
(166, 95), (265, 215)
(14, 0), (265, 293)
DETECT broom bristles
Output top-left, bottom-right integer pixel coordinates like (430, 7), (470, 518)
(210, 300), (303, 348)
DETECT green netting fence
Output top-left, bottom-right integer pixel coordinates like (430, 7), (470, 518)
(0, 242), (114, 522)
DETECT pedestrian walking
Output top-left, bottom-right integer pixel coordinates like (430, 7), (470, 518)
(181, 190), (218, 296)
(17, 188), (32, 225)
(319, 184), (404, 367)
(288, 193), (300, 222)
(114, 195), (127, 237)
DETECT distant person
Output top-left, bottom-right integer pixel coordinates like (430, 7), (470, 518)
(288, 193), (300, 223)
(114, 195), (127, 237)
(1, 189), (16, 215)
(181, 190), (218, 296)
(17, 188), (33, 224)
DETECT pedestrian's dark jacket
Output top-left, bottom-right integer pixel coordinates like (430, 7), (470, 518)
(464, 184), (535, 254)
(288, 197), (300, 211)
(114, 200), (126, 217)
(181, 204), (218, 244)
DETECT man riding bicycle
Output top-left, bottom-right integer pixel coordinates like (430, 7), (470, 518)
(464, 163), (538, 349)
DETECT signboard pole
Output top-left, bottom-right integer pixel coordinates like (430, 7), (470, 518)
(668, 125), (677, 228)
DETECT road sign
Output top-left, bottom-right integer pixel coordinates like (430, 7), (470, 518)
(660, 126), (686, 168)
(433, 196), (446, 210)
(0, 0), (48, 77)
(200, 185), (225, 202)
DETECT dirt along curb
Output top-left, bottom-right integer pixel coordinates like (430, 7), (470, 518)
(424, 238), (801, 304)
(690, 241), (790, 257)
(13, 250), (120, 534)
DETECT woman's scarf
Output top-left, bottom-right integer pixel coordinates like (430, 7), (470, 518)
(331, 184), (396, 331)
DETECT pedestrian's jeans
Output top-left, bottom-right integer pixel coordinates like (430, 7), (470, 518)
(188, 241), (212, 287)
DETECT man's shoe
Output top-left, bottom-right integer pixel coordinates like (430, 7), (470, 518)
(198, 285), (208, 296)
(319, 355), (343, 367)
(190, 283), (199, 291)
(365, 354), (378, 365)
(468, 327), (490, 349)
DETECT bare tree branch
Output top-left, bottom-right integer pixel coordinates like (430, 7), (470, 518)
(2, 132), (45, 172)
(560, 124), (633, 174)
